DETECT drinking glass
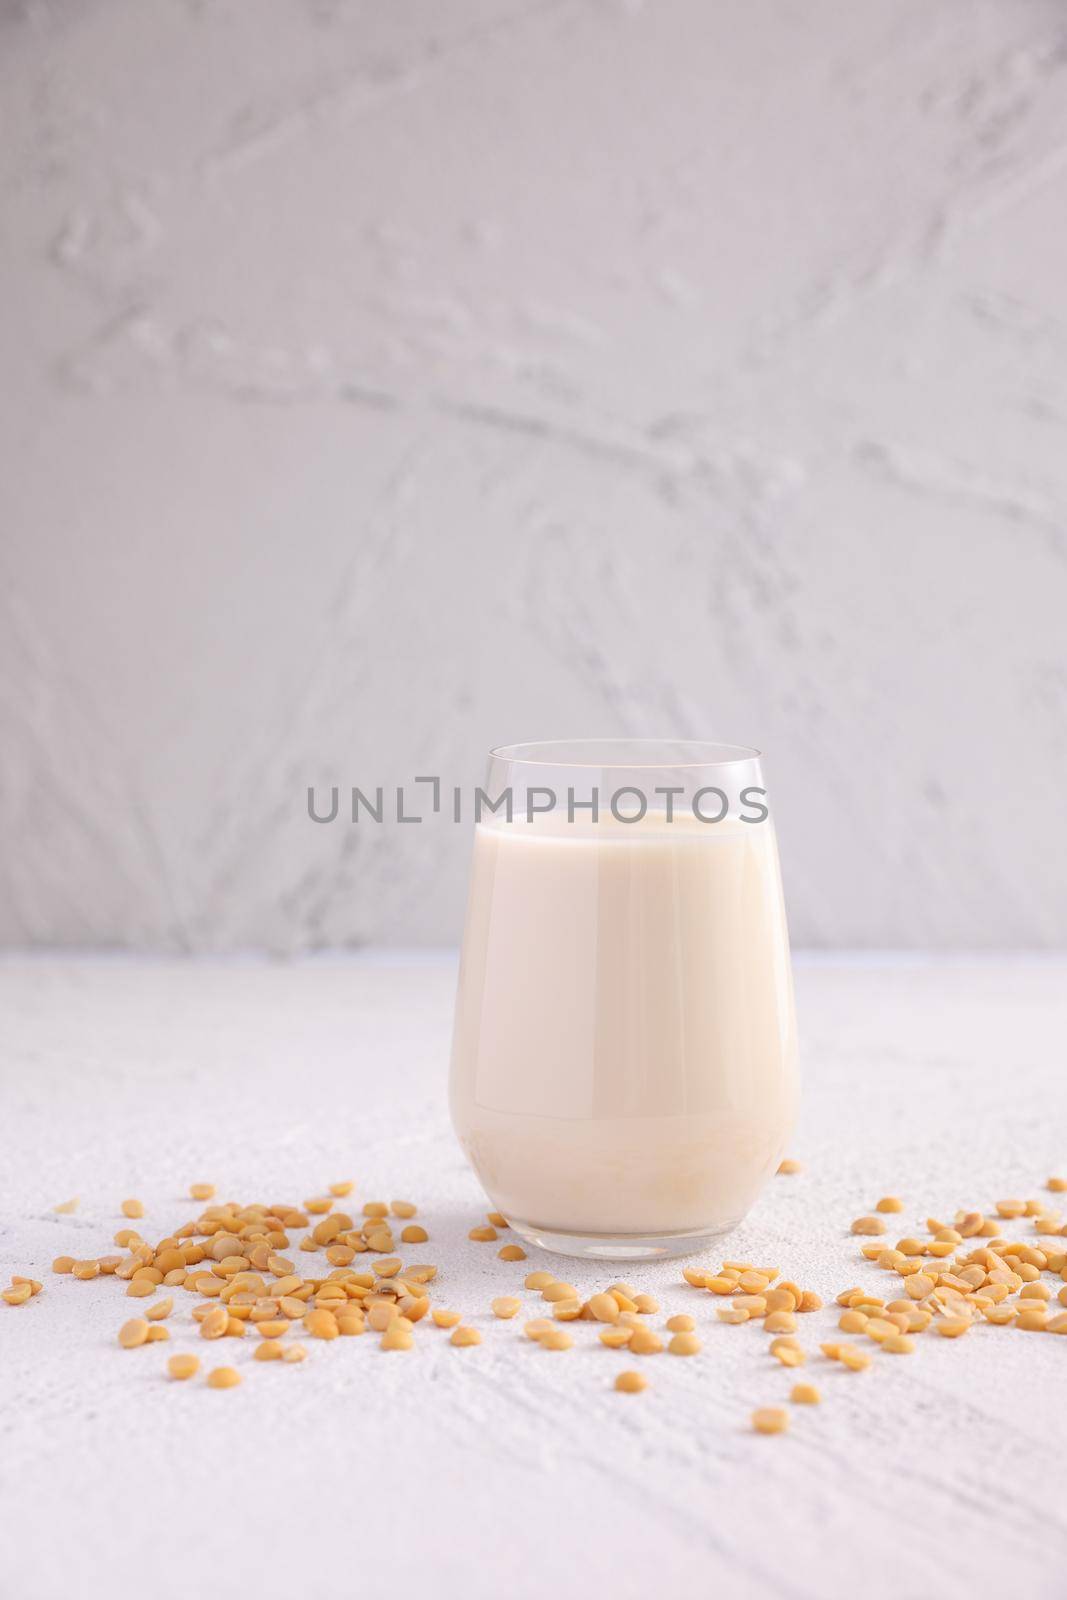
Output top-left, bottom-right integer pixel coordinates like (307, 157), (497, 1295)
(449, 739), (797, 1259)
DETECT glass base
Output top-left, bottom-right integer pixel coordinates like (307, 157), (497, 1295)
(507, 1216), (742, 1262)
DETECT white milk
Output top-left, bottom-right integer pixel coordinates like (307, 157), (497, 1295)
(450, 811), (797, 1247)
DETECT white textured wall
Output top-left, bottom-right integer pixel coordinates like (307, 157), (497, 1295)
(2, 0), (1066, 952)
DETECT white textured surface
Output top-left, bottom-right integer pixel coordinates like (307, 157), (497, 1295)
(3, 3), (1067, 951)
(1, 953), (1066, 1600)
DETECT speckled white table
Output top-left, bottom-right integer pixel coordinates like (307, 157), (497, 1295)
(1, 954), (1065, 1600)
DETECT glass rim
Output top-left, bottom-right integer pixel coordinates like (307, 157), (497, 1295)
(488, 738), (761, 770)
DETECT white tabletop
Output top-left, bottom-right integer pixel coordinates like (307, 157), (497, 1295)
(1, 953), (1065, 1600)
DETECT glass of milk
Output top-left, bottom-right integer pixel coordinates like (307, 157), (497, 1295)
(450, 740), (797, 1260)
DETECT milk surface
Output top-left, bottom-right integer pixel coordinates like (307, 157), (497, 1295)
(450, 810), (797, 1239)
